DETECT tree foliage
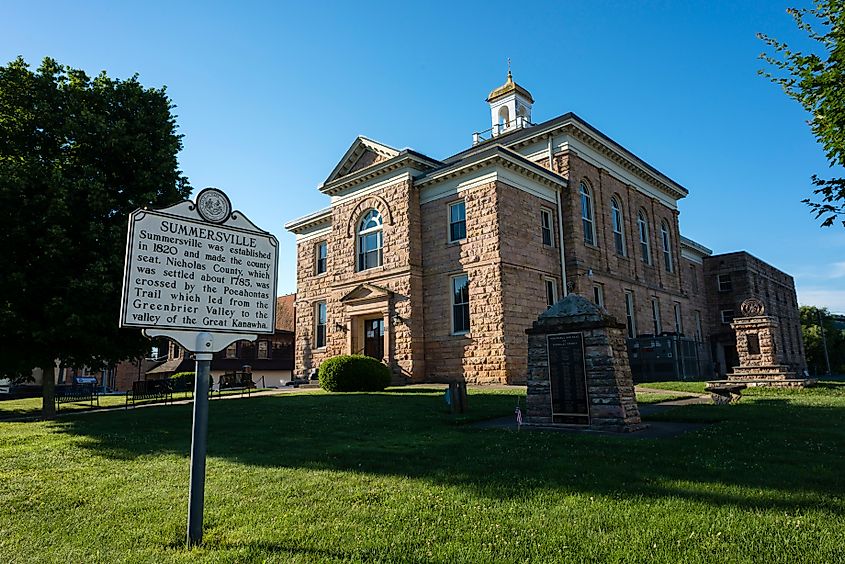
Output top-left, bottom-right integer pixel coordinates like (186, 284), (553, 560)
(0, 57), (190, 416)
(758, 1), (845, 227)
(799, 305), (845, 374)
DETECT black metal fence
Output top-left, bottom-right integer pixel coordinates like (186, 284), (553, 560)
(627, 334), (713, 383)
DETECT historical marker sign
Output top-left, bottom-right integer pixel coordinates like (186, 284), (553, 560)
(547, 332), (590, 425)
(119, 187), (278, 547)
(120, 190), (277, 335)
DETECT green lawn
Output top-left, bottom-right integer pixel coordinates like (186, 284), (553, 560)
(0, 389), (271, 421)
(635, 391), (693, 404)
(1, 384), (844, 563)
(638, 380), (708, 394)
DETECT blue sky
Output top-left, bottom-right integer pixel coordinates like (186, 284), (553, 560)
(4, 0), (843, 312)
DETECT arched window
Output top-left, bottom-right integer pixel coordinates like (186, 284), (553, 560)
(498, 106), (510, 127)
(637, 211), (651, 265)
(357, 209), (383, 271)
(661, 220), (673, 272)
(611, 197), (625, 256)
(580, 182), (596, 246)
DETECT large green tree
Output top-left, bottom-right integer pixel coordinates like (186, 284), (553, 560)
(0, 57), (190, 417)
(759, 1), (845, 227)
(799, 305), (845, 375)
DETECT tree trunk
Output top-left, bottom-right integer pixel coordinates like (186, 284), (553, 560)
(41, 360), (56, 419)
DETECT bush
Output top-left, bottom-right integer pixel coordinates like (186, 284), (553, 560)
(168, 371), (212, 392)
(318, 355), (391, 392)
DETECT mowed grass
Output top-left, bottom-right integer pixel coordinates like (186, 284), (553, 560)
(1, 385), (844, 563)
(0, 389), (270, 421)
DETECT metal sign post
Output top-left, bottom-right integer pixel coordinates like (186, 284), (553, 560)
(187, 332), (212, 546)
(119, 188), (278, 548)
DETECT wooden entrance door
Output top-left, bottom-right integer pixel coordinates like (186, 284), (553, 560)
(363, 318), (384, 361)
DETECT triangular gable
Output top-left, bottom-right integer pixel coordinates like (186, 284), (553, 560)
(339, 283), (393, 303)
(324, 136), (400, 184)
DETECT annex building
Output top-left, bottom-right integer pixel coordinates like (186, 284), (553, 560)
(285, 73), (806, 384)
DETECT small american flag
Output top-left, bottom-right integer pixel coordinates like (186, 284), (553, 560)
(515, 406), (523, 426)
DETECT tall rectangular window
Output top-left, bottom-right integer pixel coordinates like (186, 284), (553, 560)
(638, 212), (651, 265)
(661, 222), (673, 273)
(449, 200), (466, 242)
(593, 284), (604, 308)
(651, 298), (661, 335)
(540, 208), (553, 246)
(718, 274), (733, 292)
(225, 343), (238, 359)
(545, 277), (557, 307)
(315, 241), (327, 275)
(580, 182), (595, 246)
(611, 197), (625, 256)
(257, 340), (269, 359)
(451, 274), (470, 334)
(673, 302), (683, 334)
(720, 309), (734, 324)
(694, 310), (703, 341)
(624, 291), (636, 338)
(315, 301), (327, 348)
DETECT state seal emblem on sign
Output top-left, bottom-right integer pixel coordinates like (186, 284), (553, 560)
(195, 187), (232, 223)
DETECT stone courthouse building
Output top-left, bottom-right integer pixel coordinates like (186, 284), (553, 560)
(285, 73), (806, 384)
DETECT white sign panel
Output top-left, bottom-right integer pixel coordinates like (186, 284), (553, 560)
(120, 189), (278, 335)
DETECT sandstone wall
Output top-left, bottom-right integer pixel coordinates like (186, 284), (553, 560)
(420, 180), (508, 383)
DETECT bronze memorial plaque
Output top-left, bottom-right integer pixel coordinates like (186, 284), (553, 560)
(547, 332), (589, 425)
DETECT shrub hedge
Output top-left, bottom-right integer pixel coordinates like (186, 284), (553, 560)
(318, 355), (391, 392)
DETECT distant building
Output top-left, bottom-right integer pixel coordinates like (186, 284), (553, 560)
(140, 293), (296, 388)
(704, 252), (806, 376)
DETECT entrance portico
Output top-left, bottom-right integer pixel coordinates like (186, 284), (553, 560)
(339, 284), (393, 362)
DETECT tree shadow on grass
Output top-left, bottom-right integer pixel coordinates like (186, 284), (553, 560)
(46, 391), (845, 516)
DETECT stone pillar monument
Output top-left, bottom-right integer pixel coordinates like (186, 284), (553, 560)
(729, 298), (816, 387)
(525, 294), (644, 432)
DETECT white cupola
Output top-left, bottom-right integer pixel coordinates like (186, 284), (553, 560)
(486, 69), (534, 138)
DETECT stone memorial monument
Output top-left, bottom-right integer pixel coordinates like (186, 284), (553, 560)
(728, 298), (816, 387)
(525, 294), (644, 432)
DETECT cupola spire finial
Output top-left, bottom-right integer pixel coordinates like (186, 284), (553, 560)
(507, 57), (512, 81)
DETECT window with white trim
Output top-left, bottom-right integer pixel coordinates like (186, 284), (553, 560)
(661, 221), (673, 272)
(315, 241), (327, 275)
(357, 209), (383, 271)
(694, 310), (703, 341)
(545, 277), (557, 307)
(257, 340), (269, 359)
(451, 274), (470, 334)
(225, 343), (237, 359)
(315, 301), (327, 348)
(540, 208), (553, 247)
(448, 200), (466, 242)
(638, 211), (651, 265)
(593, 284), (604, 308)
(718, 274), (732, 292)
(580, 181), (596, 246)
(624, 291), (636, 338)
(651, 298), (661, 335)
(611, 197), (625, 256)
(721, 309), (734, 324)
(673, 302), (683, 334)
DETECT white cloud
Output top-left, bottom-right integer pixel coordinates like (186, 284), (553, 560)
(831, 262), (845, 279)
(797, 288), (845, 314)
(795, 261), (845, 281)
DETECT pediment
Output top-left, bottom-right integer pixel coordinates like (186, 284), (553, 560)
(324, 136), (400, 184)
(339, 283), (393, 303)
